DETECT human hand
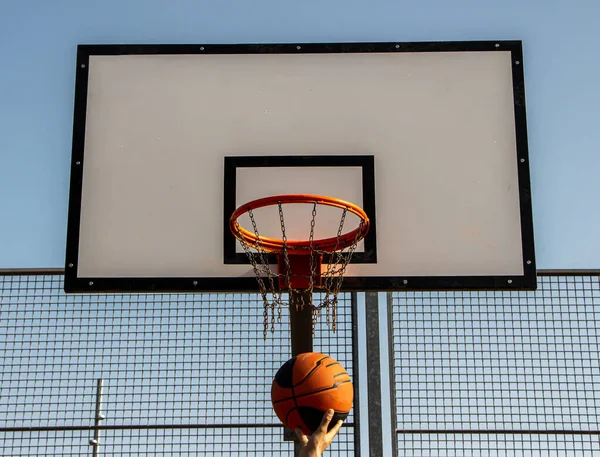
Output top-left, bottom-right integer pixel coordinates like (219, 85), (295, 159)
(295, 409), (344, 457)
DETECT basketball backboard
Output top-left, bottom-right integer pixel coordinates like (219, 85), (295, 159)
(64, 41), (536, 292)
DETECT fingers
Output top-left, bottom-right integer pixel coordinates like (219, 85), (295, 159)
(326, 419), (344, 439)
(319, 409), (335, 432)
(295, 428), (309, 446)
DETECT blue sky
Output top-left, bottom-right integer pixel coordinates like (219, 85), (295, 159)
(0, 0), (599, 269)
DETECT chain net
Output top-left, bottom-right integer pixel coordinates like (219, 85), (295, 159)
(232, 201), (365, 338)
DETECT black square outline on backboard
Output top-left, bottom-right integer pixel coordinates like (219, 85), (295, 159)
(64, 40), (536, 292)
(223, 155), (377, 265)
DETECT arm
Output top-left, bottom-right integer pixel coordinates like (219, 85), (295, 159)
(295, 409), (344, 457)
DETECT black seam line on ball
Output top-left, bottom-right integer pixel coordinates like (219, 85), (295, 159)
(272, 380), (352, 405)
(285, 406), (298, 428)
(293, 356), (331, 388)
(333, 371), (349, 378)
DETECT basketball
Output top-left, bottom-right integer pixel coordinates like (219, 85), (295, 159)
(271, 352), (353, 435)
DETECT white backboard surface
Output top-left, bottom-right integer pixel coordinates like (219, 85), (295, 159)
(65, 42), (536, 292)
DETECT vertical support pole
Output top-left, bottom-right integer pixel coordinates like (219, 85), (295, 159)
(90, 378), (104, 457)
(288, 289), (314, 456)
(289, 289), (314, 355)
(350, 292), (361, 457)
(365, 292), (384, 457)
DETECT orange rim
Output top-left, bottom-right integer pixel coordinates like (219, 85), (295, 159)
(229, 194), (370, 254)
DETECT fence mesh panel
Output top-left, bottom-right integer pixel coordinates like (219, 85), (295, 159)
(0, 273), (356, 456)
(4, 272), (599, 456)
(390, 274), (600, 456)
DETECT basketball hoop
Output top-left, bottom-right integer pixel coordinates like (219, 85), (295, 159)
(229, 194), (369, 336)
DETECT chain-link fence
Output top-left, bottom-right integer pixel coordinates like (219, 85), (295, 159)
(0, 273), (358, 456)
(390, 273), (600, 456)
(4, 271), (600, 456)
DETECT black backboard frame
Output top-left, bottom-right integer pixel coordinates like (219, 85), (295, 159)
(64, 40), (536, 293)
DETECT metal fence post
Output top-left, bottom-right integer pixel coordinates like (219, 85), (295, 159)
(365, 292), (383, 456)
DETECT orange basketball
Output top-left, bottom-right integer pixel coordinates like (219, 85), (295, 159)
(271, 352), (353, 435)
